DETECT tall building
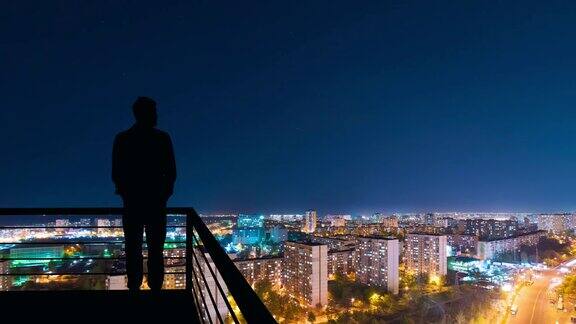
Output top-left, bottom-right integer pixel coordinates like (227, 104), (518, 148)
(283, 241), (328, 306)
(356, 237), (399, 294)
(446, 234), (478, 256)
(234, 256), (283, 286)
(537, 214), (576, 234)
(464, 219), (518, 240)
(327, 249), (356, 277)
(302, 210), (317, 233)
(405, 233), (447, 276)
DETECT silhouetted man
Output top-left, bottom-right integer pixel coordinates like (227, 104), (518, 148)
(112, 97), (176, 291)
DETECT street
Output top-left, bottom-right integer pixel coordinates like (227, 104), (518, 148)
(507, 263), (575, 324)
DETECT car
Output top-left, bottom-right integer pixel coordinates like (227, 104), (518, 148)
(511, 305), (518, 315)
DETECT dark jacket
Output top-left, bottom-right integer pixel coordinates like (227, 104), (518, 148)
(112, 125), (176, 202)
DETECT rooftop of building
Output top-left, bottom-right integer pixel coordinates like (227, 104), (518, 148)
(406, 232), (447, 237)
(286, 240), (327, 246)
(357, 235), (399, 241)
(478, 230), (547, 242)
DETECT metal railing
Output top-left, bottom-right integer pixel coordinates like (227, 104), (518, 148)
(0, 208), (276, 324)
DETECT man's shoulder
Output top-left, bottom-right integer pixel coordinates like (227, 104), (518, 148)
(152, 128), (172, 141)
(115, 129), (130, 140)
(114, 127), (171, 142)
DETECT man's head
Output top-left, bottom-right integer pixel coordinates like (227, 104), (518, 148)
(132, 96), (157, 128)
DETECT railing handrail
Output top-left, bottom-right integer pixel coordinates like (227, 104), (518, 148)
(0, 207), (194, 215)
(187, 208), (276, 323)
(0, 207), (277, 324)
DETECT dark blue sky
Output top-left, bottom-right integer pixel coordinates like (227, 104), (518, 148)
(2, 1), (576, 214)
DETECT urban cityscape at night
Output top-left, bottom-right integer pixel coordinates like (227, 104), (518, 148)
(4, 0), (576, 323)
(3, 211), (576, 322)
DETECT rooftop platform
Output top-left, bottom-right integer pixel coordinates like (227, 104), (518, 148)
(0, 290), (200, 323)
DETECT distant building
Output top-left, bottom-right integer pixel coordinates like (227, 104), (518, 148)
(234, 256), (283, 286)
(327, 249), (356, 277)
(381, 216), (399, 228)
(237, 214), (264, 228)
(106, 275), (128, 290)
(476, 230), (547, 260)
(164, 265), (186, 289)
(233, 214), (265, 245)
(265, 225), (288, 243)
(423, 213), (436, 226)
(356, 237), (399, 294)
(302, 210), (317, 233)
(309, 235), (356, 251)
(283, 241), (328, 306)
(96, 218), (111, 235)
(446, 234), (478, 256)
(330, 217), (347, 227)
(405, 233), (447, 276)
(233, 227), (263, 245)
(464, 219), (518, 240)
(537, 214), (575, 234)
(269, 214), (304, 222)
(10, 246), (64, 268)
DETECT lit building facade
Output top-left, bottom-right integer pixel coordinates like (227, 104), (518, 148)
(356, 237), (399, 294)
(10, 246), (64, 267)
(381, 216), (399, 228)
(234, 256), (283, 286)
(283, 241), (328, 306)
(405, 233), (447, 276)
(302, 210), (317, 233)
(233, 214), (265, 245)
(163, 265), (186, 289)
(237, 214), (264, 228)
(327, 249), (356, 277)
(477, 230), (546, 260)
(446, 234), (478, 256)
(463, 219), (518, 240)
(537, 214), (576, 234)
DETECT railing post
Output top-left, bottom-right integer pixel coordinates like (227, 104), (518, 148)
(185, 211), (193, 291)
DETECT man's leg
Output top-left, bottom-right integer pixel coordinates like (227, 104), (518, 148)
(145, 205), (167, 291)
(122, 206), (145, 291)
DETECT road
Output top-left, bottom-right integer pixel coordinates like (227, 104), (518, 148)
(507, 267), (572, 324)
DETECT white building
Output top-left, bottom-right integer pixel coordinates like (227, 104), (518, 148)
(283, 241), (328, 306)
(356, 236), (399, 294)
(302, 210), (317, 233)
(405, 233), (447, 276)
(476, 230), (546, 260)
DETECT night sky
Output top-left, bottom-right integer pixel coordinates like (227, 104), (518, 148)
(2, 1), (576, 214)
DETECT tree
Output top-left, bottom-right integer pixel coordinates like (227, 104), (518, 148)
(307, 312), (316, 323)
